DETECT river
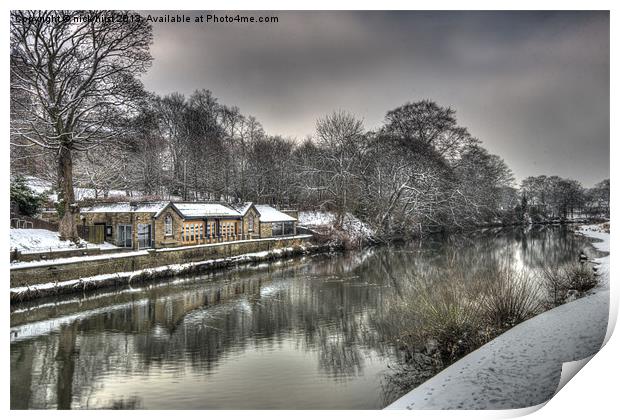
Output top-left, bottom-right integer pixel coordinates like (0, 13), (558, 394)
(10, 225), (600, 409)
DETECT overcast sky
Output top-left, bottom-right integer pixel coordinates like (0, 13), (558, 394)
(140, 11), (609, 187)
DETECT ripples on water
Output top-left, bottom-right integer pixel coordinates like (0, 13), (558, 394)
(10, 226), (600, 409)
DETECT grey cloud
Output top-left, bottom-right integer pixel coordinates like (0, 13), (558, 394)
(140, 11), (609, 186)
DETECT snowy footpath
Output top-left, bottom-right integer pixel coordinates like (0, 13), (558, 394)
(387, 224), (611, 410)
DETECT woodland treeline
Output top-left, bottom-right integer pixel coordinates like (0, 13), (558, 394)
(10, 11), (609, 240)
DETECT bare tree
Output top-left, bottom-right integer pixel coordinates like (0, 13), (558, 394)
(155, 93), (188, 196)
(10, 10), (152, 239)
(383, 100), (479, 162)
(315, 111), (368, 224)
(586, 179), (610, 218)
(236, 116), (264, 201)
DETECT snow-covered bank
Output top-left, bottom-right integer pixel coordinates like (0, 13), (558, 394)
(387, 223), (610, 410)
(576, 223), (610, 289)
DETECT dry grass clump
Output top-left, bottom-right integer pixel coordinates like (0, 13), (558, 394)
(541, 262), (598, 306)
(478, 268), (543, 328)
(378, 265), (546, 368)
(410, 277), (485, 363)
(376, 265), (548, 397)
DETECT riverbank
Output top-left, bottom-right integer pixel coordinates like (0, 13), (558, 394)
(387, 223), (610, 410)
(10, 235), (329, 302)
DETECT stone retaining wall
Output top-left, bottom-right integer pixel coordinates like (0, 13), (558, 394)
(10, 246), (133, 263)
(10, 235), (313, 288)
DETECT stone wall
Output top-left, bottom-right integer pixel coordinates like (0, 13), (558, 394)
(10, 246), (132, 263)
(10, 235), (313, 288)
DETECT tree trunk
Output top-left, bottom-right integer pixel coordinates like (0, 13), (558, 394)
(58, 145), (78, 241)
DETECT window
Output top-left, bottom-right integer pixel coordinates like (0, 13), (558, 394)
(248, 214), (254, 232)
(272, 222), (284, 236)
(164, 215), (173, 236)
(117, 225), (132, 247)
(283, 222), (294, 236)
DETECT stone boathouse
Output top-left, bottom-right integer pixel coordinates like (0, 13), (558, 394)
(79, 201), (297, 250)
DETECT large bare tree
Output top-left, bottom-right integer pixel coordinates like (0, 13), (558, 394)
(10, 10), (152, 239)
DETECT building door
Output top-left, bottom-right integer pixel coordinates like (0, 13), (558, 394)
(91, 224), (105, 243)
(79, 225), (105, 244)
(137, 223), (152, 249)
(117, 225), (132, 248)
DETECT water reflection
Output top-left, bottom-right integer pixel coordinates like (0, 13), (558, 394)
(10, 227), (600, 409)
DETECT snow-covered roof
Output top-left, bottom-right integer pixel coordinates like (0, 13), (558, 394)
(172, 203), (241, 218)
(254, 205), (297, 223)
(232, 202), (260, 216)
(81, 201), (170, 215)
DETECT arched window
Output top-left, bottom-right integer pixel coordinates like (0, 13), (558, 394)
(164, 215), (173, 236)
(248, 214), (254, 232)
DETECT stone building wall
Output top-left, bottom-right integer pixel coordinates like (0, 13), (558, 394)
(259, 221), (273, 238)
(241, 207), (261, 239)
(153, 207), (184, 248)
(80, 211), (155, 248)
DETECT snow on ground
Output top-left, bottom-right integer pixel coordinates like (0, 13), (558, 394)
(387, 223), (610, 410)
(24, 175), (141, 202)
(298, 211), (337, 226)
(10, 229), (87, 252)
(298, 211), (374, 241)
(10, 228), (118, 254)
(341, 213), (374, 241)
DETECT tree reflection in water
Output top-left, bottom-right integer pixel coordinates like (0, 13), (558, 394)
(10, 226), (600, 409)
